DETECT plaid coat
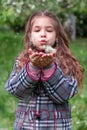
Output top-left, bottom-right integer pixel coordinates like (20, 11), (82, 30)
(5, 58), (78, 130)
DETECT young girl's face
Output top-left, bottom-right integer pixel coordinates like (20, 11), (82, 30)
(30, 16), (57, 49)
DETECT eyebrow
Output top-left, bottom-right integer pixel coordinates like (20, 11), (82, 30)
(33, 25), (54, 28)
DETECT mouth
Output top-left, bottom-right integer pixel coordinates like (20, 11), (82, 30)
(40, 40), (47, 45)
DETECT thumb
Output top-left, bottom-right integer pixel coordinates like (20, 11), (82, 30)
(29, 48), (33, 55)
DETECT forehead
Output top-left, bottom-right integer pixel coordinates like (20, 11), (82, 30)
(31, 16), (55, 27)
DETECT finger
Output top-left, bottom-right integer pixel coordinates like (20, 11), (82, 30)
(41, 54), (52, 59)
(30, 52), (39, 59)
(31, 53), (42, 65)
(28, 48), (33, 55)
(43, 56), (53, 65)
(41, 53), (47, 58)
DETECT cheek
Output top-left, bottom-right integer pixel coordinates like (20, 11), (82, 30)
(49, 31), (56, 38)
(30, 33), (39, 47)
(50, 34), (56, 42)
(49, 34), (56, 46)
(30, 33), (36, 42)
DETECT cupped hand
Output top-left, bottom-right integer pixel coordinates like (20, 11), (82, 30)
(40, 53), (55, 67)
(29, 48), (56, 67)
(28, 48), (43, 67)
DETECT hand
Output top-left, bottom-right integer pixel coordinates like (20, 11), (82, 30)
(29, 48), (43, 67)
(29, 48), (56, 67)
(40, 53), (55, 67)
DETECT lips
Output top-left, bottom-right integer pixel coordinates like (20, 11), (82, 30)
(40, 40), (47, 45)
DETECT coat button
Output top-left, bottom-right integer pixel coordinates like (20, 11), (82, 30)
(34, 113), (40, 120)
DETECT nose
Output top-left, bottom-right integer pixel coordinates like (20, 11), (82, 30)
(40, 30), (46, 37)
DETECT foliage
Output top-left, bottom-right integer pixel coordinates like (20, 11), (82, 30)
(0, 31), (24, 129)
(0, 31), (87, 129)
(70, 38), (87, 130)
(0, 0), (87, 35)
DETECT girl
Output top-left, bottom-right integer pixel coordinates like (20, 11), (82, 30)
(5, 10), (84, 130)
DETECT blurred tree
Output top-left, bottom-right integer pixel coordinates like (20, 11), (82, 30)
(63, 14), (76, 41)
(0, 0), (87, 36)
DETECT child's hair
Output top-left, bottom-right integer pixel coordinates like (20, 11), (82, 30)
(18, 10), (84, 89)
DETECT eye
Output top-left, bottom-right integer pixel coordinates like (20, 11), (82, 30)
(34, 29), (40, 32)
(46, 28), (54, 32)
(47, 29), (53, 32)
(32, 26), (41, 32)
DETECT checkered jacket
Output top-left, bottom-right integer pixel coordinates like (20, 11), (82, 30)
(5, 58), (78, 130)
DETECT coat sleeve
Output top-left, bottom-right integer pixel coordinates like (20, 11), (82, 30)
(5, 58), (40, 100)
(42, 64), (78, 104)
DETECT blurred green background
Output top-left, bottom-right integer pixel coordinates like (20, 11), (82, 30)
(0, 0), (87, 130)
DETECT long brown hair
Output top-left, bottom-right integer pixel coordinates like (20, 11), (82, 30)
(18, 10), (84, 88)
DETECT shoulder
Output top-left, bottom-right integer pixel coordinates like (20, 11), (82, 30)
(13, 55), (21, 70)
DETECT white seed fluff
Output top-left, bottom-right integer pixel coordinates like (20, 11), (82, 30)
(40, 45), (56, 53)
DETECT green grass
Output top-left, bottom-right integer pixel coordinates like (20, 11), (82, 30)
(70, 38), (87, 130)
(0, 31), (24, 129)
(0, 31), (87, 130)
